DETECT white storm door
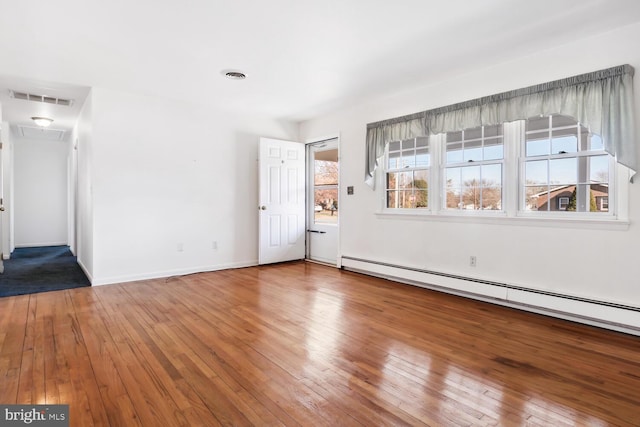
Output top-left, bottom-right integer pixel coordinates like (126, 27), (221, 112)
(306, 139), (339, 265)
(258, 138), (306, 265)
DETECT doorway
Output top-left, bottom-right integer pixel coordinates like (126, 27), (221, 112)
(306, 138), (339, 265)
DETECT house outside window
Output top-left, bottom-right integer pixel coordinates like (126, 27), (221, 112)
(523, 115), (613, 214)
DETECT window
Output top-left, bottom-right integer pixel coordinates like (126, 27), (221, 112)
(523, 115), (612, 214)
(558, 197), (569, 210)
(444, 125), (503, 210)
(386, 137), (429, 209)
(313, 150), (339, 223)
(382, 115), (618, 221)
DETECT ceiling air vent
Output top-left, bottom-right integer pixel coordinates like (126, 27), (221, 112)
(9, 90), (74, 107)
(17, 125), (66, 141)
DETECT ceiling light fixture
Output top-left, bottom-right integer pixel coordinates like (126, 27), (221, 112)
(222, 70), (247, 80)
(31, 116), (54, 127)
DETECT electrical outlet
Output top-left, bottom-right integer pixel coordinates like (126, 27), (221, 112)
(470, 256), (477, 267)
(212, 241), (218, 250)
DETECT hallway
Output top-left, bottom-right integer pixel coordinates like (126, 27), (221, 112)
(0, 246), (89, 297)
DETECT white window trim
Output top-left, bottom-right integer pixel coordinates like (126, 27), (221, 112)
(377, 119), (629, 230)
(382, 137), (431, 212)
(440, 126), (505, 214)
(558, 197), (570, 210)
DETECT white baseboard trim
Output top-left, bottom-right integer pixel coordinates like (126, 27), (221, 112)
(15, 242), (68, 248)
(91, 259), (259, 286)
(77, 258), (94, 284)
(341, 256), (640, 336)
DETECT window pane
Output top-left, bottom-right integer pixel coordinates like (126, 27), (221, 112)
(465, 127), (482, 140)
(314, 188), (338, 223)
(415, 190), (428, 208)
(461, 165), (481, 185)
(484, 124), (502, 138)
(397, 190), (413, 208)
(525, 160), (548, 185)
(567, 184), (608, 213)
(387, 191), (398, 208)
(402, 139), (415, 149)
(416, 136), (429, 148)
(389, 141), (401, 151)
(549, 158), (577, 184)
(447, 131), (462, 143)
(446, 142), (463, 163)
(482, 164), (502, 186)
(589, 155), (609, 183)
(413, 169), (429, 189)
(462, 185), (481, 210)
(398, 171), (413, 189)
(591, 184), (609, 212)
(527, 116), (549, 132)
(314, 160), (339, 185)
(387, 172), (398, 190)
(446, 188), (461, 209)
(524, 186), (548, 211)
(445, 168), (461, 209)
(589, 134), (604, 151)
(401, 151), (416, 168)
(482, 186), (502, 210)
(463, 139), (482, 162)
(552, 128), (578, 154)
(547, 186), (575, 212)
(461, 166), (481, 209)
(446, 167), (462, 189)
(526, 132), (550, 156)
(415, 148), (430, 167)
(552, 114), (576, 128)
(484, 138), (503, 160)
(387, 152), (401, 169)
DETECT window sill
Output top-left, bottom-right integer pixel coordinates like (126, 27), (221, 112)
(375, 210), (629, 230)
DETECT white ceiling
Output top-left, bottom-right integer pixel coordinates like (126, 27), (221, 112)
(1, 0), (640, 133)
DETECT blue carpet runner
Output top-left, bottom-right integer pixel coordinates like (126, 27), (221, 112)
(0, 246), (90, 297)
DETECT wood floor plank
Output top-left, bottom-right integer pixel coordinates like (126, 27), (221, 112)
(1, 261), (639, 426)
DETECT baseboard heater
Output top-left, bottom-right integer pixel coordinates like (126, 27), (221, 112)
(340, 255), (640, 336)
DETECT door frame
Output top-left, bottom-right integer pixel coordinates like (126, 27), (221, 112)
(305, 134), (341, 267)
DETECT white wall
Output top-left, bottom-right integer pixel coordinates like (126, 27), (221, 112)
(0, 115), (13, 259)
(88, 87), (298, 285)
(13, 136), (68, 247)
(0, 119), (13, 258)
(299, 22), (640, 311)
(75, 91), (94, 280)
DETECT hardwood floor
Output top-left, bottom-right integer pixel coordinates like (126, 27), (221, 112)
(1, 261), (639, 426)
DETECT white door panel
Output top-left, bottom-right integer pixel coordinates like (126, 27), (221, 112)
(259, 138), (305, 264)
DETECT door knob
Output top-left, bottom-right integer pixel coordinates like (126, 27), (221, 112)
(260, 206), (267, 210)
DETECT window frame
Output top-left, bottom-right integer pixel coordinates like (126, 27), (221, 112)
(383, 137), (431, 211)
(379, 117), (626, 227)
(518, 115), (616, 219)
(558, 197), (570, 211)
(441, 124), (505, 213)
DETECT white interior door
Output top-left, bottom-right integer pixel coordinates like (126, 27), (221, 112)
(306, 138), (339, 265)
(258, 137), (305, 265)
